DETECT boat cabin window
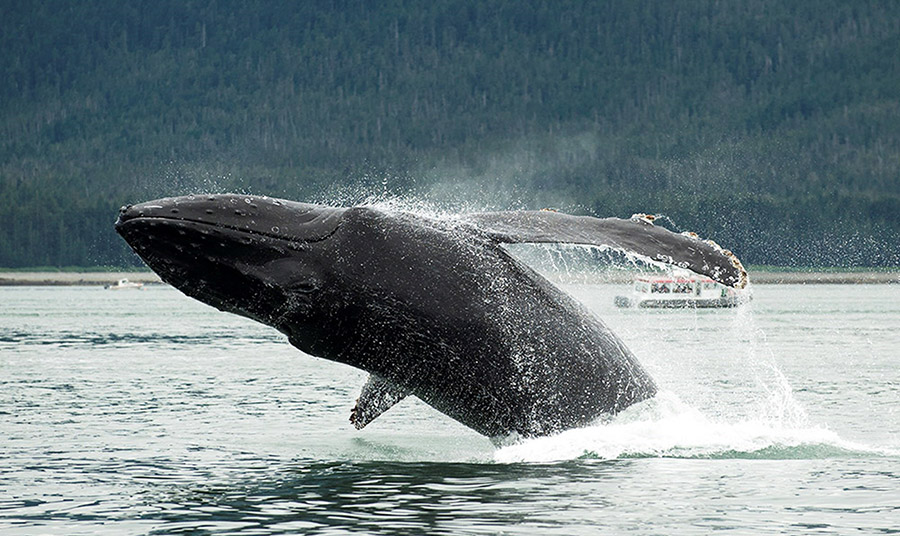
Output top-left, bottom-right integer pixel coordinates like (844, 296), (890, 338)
(650, 283), (669, 293)
(672, 283), (693, 294)
(646, 281), (697, 294)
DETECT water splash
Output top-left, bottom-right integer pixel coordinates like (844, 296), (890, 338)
(726, 302), (812, 429)
(494, 392), (893, 463)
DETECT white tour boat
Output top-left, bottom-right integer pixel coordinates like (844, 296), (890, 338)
(614, 276), (749, 308)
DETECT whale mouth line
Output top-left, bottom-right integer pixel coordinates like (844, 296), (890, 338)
(116, 215), (342, 244)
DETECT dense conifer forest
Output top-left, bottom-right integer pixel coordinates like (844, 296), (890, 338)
(1, 0), (898, 268)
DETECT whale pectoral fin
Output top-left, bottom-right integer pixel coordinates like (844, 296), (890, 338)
(350, 374), (411, 430)
(465, 211), (748, 288)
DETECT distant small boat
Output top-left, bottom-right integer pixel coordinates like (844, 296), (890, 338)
(614, 276), (750, 308)
(104, 278), (144, 290)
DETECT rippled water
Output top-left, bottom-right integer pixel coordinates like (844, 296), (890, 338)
(1, 283), (898, 534)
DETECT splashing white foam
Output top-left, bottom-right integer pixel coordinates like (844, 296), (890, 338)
(494, 392), (890, 463)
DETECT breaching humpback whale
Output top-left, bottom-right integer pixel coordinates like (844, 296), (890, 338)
(116, 194), (747, 438)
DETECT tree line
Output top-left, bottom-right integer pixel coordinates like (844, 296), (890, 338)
(1, 0), (898, 267)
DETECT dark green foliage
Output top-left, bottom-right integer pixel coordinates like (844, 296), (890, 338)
(1, 0), (898, 267)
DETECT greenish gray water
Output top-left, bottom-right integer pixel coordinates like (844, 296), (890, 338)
(1, 284), (898, 534)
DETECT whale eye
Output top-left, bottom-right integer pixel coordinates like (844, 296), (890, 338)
(291, 279), (321, 294)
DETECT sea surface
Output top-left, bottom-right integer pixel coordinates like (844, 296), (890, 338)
(1, 282), (898, 534)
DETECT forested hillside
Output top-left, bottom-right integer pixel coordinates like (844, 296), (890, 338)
(1, 0), (899, 267)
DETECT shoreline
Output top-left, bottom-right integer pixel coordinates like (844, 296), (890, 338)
(747, 271), (900, 285)
(0, 272), (163, 286)
(1, 270), (897, 286)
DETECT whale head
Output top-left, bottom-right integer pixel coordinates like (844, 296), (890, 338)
(115, 194), (347, 338)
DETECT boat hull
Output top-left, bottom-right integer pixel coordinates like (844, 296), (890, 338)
(614, 295), (746, 308)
